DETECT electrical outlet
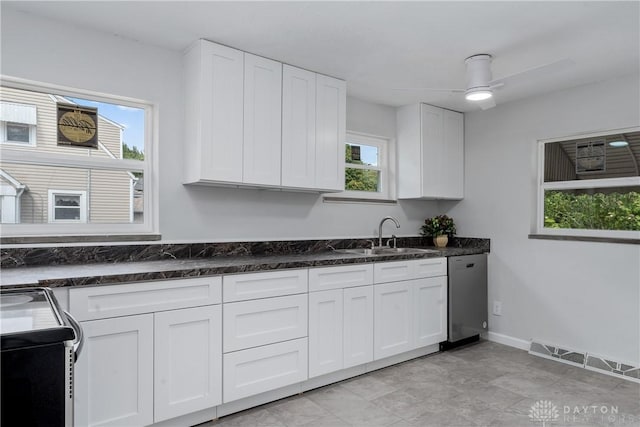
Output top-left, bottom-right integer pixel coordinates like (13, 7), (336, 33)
(493, 301), (502, 316)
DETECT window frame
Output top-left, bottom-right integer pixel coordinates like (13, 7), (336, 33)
(1, 120), (37, 146)
(338, 131), (395, 201)
(536, 127), (640, 240)
(0, 75), (158, 240)
(48, 189), (87, 223)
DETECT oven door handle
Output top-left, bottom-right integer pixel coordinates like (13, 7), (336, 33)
(64, 311), (84, 362)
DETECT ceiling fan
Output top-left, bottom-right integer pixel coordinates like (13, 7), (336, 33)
(393, 54), (574, 110)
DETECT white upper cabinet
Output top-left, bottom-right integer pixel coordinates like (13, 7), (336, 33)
(282, 66), (346, 191)
(184, 40), (244, 184)
(243, 53), (282, 186)
(282, 65), (317, 189)
(315, 74), (346, 192)
(184, 40), (345, 192)
(397, 103), (464, 199)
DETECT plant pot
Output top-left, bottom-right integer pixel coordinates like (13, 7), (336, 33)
(433, 235), (448, 248)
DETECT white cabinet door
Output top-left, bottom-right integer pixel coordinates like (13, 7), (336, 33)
(315, 74), (346, 191)
(374, 282), (413, 360)
(420, 104), (444, 198)
(154, 305), (222, 422)
(308, 289), (343, 378)
(223, 338), (308, 403)
(442, 109), (464, 199)
(75, 314), (153, 427)
(397, 103), (464, 200)
(188, 40), (244, 183)
(223, 294), (308, 352)
(413, 277), (448, 348)
(343, 285), (374, 368)
(243, 53), (282, 186)
(282, 65), (316, 188)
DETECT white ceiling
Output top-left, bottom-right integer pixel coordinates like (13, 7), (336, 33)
(3, 1), (639, 112)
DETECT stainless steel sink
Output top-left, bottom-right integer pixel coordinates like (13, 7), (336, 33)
(335, 247), (440, 256)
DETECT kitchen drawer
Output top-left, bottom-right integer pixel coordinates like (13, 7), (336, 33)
(309, 264), (373, 292)
(223, 338), (308, 403)
(413, 257), (447, 278)
(223, 269), (308, 302)
(69, 277), (222, 321)
(373, 260), (414, 284)
(223, 294), (308, 352)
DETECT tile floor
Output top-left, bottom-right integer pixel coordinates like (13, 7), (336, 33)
(203, 341), (640, 426)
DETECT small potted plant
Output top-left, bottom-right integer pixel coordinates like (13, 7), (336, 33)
(420, 215), (456, 247)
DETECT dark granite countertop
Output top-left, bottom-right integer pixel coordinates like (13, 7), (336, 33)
(0, 245), (487, 288)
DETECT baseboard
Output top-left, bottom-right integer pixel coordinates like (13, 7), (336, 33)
(487, 331), (530, 350)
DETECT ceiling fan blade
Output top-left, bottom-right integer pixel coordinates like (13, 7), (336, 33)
(489, 58), (574, 86)
(477, 97), (496, 110)
(389, 87), (465, 92)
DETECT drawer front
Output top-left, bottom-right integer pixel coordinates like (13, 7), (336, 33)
(309, 264), (373, 292)
(413, 257), (447, 278)
(223, 294), (308, 352)
(223, 269), (308, 302)
(223, 338), (308, 403)
(373, 261), (414, 284)
(70, 277), (222, 321)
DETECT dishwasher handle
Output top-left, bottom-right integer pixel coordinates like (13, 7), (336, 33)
(64, 310), (84, 362)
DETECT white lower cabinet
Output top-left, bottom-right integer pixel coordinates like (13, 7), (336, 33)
(343, 286), (374, 368)
(373, 259), (448, 360)
(75, 314), (154, 427)
(72, 259), (448, 425)
(373, 282), (414, 360)
(308, 289), (344, 378)
(413, 276), (448, 348)
(154, 305), (223, 422)
(308, 285), (374, 377)
(71, 278), (223, 427)
(223, 294), (308, 352)
(223, 338), (308, 402)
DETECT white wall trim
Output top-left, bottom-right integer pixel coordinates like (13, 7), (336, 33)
(487, 331), (530, 350)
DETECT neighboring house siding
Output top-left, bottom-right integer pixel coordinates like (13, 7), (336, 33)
(1, 87), (131, 223)
(89, 169), (133, 223)
(4, 164), (86, 223)
(98, 117), (123, 157)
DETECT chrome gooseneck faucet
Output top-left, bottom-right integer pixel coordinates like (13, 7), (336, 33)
(378, 216), (400, 247)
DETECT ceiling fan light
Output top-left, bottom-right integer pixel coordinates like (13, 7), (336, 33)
(465, 89), (493, 101)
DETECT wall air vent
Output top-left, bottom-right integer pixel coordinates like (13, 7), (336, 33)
(576, 140), (606, 174)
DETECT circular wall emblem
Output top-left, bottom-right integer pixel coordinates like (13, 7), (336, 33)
(58, 110), (97, 143)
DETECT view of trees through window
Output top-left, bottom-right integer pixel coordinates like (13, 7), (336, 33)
(544, 188), (640, 231)
(541, 130), (640, 235)
(345, 143), (379, 192)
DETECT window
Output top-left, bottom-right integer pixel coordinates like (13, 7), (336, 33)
(340, 132), (394, 200)
(1, 101), (37, 146)
(0, 78), (155, 240)
(48, 190), (86, 223)
(537, 128), (640, 240)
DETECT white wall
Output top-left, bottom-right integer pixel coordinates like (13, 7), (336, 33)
(446, 74), (640, 364)
(0, 8), (439, 242)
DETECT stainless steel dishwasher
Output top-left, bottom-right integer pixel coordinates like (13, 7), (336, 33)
(441, 253), (488, 349)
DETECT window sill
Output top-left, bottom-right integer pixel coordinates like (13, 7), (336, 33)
(1, 234), (162, 245)
(323, 196), (397, 205)
(528, 234), (640, 245)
